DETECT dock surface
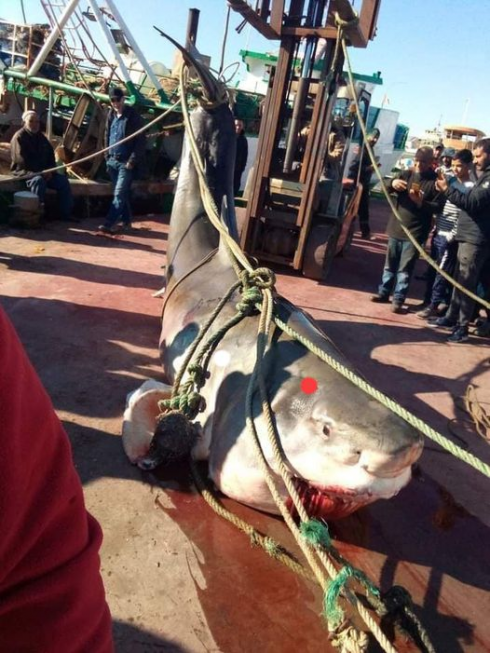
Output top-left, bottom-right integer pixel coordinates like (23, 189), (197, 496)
(1, 200), (489, 652)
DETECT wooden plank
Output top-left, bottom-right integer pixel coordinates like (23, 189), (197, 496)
(281, 0), (380, 50)
(0, 175), (174, 196)
(227, 0), (280, 39)
(269, 0), (285, 34)
(358, 0), (381, 43)
(241, 37), (295, 252)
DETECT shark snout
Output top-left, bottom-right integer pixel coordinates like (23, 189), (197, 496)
(359, 439), (423, 478)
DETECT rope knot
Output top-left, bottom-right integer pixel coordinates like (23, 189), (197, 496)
(248, 267), (276, 289)
(382, 585), (413, 615)
(334, 10), (359, 30)
(159, 390), (205, 420)
(329, 624), (369, 653)
(236, 286), (262, 315)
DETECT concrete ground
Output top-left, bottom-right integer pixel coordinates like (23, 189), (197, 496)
(1, 200), (489, 652)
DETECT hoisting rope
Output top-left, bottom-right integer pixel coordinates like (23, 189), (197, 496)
(340, 38), (490, 314)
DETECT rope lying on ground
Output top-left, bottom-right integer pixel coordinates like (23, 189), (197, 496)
(341, 39), (490, 314)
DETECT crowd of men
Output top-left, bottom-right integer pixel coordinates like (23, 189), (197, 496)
(370, 140), (490, 344)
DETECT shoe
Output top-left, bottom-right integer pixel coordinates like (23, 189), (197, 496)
(371, 294), (390, 303)
(361, 231), (372, 240)
(392, 302), (404, 314)
(97, 224), (118, 234)
(475, 321), (490, 337)
(447, 326), (469, 343)
(417, 305), (439, 320)
(119, 222), (133, 232)
(428, 316), (456, 329)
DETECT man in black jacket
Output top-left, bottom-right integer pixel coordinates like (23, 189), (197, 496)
(371, 146), (444, 313)
(99, 88), (144, 234)
(233, 119), (248, 196)
(11, 110), (74, 222)
(432, 138), (490, 342)
(348, 128), (380, 239)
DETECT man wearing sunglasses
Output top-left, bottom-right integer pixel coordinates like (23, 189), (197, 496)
(99, 87), (144, 234)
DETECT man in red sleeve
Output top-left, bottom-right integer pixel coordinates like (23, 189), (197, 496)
(0, 306), (113, 652)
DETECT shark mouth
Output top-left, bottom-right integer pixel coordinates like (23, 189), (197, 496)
(288, 478), (375, 520)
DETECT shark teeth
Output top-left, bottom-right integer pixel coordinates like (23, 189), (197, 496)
(289, 478), (374, 520)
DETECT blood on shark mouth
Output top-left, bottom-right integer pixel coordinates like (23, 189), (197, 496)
(288, 478), (373, 520)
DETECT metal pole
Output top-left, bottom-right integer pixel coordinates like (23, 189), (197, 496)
(103, 0), (166, 101)
(185, 8), (200, 48)
(47, 86), (53, 140)
(27, 0), (80, 77)
(219, 5), (231, 75)
(86, 0), (132, 85)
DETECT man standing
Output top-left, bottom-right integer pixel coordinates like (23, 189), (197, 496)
(348, 128), (380, 239)
(99, 88), (144, 234)
(371, 146), (444, 313)
(432, 138), (490, 342)
(418, 149), (475, 320)
(233, 118), (248, 196)
(11, 110), (75, 222)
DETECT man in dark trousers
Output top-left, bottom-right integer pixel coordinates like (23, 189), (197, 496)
(371, 146), (444, 313)
(348, 128), (380, 239)
(99, 87), (144, 234)
(11, 110), (75, 222)
(233, 118), (248, 196)
(432, 138), (490, 342)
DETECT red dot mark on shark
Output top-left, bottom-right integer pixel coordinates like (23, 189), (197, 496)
(300, 377), (318, 394)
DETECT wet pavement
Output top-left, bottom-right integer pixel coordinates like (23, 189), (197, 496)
(1, 199), (489, 652)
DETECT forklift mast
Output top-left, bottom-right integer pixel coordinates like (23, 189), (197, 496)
(229, 0), (381, 280)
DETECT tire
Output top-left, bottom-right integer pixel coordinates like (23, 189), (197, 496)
(302, 222), (340, 281)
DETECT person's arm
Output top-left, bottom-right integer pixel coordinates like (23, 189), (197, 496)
(243, 135), (248, 171)
(419, 184), (445, 214)
(347, 155), (360, 180)
(389, 169), (408, 193)
(0, 307), (113, 653)
(445, 179), (490, 214)
(10, 133), (27, 175)
(126, 109), (144, 168)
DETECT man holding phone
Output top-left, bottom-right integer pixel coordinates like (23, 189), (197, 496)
(432, 139), (490, 342)
(371, 146), (444, 312)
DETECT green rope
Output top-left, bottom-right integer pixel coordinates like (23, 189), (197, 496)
(325, 567), (380, 628)
(300, 519), (333, 549)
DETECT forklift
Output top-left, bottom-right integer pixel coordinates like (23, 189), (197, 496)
(229, 0), (381, 280)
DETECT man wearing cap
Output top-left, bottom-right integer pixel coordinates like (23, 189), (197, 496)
(437, 148), (456, 178)
(10, 110), (75, 222)
(99, 87), (144, 234)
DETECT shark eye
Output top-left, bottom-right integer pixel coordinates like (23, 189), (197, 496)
(322, 424), (331, 439)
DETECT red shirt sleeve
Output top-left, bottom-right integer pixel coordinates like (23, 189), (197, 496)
(0, 306), (113, 652)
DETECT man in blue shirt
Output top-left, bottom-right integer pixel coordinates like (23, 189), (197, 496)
(99, 88), (144, 234)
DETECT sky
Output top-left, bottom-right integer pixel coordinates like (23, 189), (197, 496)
(4, 0), (489, 138)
